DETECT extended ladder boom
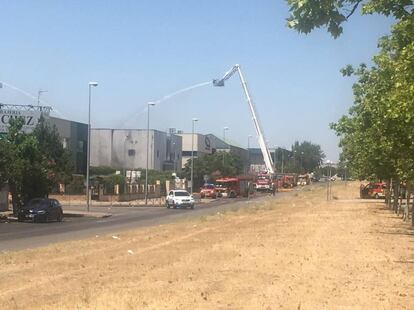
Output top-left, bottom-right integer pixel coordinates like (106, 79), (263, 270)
(213, 64), (274, 174)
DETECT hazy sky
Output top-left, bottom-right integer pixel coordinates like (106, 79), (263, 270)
(0, 1), (394, 161)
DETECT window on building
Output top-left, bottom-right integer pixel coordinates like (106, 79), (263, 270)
(62, 138), (68, 149)
(77, 141), (84, 152)
(157, 150), (159, 158)
(182, 151), (198, 157)
(128, 149), (136, 156)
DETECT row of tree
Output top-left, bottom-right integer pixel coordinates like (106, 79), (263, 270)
(286, 0), (414, 223)
(276, 141), (325, 174)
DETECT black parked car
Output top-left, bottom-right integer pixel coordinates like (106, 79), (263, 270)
(18, 198), (64, 223)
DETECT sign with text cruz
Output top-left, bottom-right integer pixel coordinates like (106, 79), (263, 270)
(0, 109), (42, 134)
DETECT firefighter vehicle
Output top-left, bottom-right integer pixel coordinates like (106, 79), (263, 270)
(215, 177), (249, 198)
(255, 172), (273, 192)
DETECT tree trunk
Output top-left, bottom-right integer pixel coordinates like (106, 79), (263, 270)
(385, 179), (391, 208)
(406, 187), (411, 222)
(9, 182), (19, 216)
(392, 180), (399, 212)
(410, 183), (414, 227)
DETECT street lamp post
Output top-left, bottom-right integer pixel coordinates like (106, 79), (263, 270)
(247, 135), (252, 149)
(222, 127), (229, 166)
(274, 146), (278, 172)
(223, 126), (229, 141)
(247, 135), (252, 174)
(145, 102), (156, 206)
(300, 151), (304, 173)
(86, 82), (98, 212)
(191, 118), (199, 195)
(326, 160), (332, 201)
(37, 89), (48, 106)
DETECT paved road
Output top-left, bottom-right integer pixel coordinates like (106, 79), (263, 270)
(0, 193), (285, 252)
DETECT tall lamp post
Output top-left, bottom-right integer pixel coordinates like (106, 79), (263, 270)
(247, 134), (252, 149)
(274, 146), (278, 172)
(326, 160), (332, 201)
(222, 127), (229, 166)
(145, 102), (156, 206)
(247, 135), (252, 174)
(300, 151), (304, 173)
(86, 81), (98, 212)
(223, 126), (229, 141)
(37, 89), (47, 106)
(191, 118), (199, 195)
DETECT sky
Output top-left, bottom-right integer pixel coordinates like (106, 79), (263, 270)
(0, 1), (394, 161)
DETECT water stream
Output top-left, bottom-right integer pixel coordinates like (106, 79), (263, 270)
(0, 81), (68, 119)
(118, 81), (212, 128)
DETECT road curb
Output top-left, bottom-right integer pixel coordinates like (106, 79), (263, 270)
(63, 211), (112, 218)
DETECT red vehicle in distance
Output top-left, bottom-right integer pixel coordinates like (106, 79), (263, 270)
(200, 184), (218, 199)
(360, 182), (386, 199)
(215, 177), (250, 198)
(255, 172), (273, 192)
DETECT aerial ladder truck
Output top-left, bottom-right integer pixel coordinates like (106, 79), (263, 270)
(213, 64), (275, 192)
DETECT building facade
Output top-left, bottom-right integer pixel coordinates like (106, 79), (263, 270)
(48, 117), (88, 175)
(91, 128), (182, 172)
(206, 134), (250, 171)
(0, 104), (88, 175)
(177, 133), (214, 168)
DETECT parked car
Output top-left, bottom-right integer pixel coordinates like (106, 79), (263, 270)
(360, 183), (386, 199)
(166, 190), (195, 209)
(200, 184), (217, 199)
(18, 198), (64, 222)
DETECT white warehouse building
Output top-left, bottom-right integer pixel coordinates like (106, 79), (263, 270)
(91, 128), (182, 172)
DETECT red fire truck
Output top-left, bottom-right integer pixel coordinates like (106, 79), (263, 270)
(255, 172), (273, 192)
(215, 177), (249, 198)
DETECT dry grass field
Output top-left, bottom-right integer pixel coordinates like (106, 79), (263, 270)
(0, 182), (413, 309)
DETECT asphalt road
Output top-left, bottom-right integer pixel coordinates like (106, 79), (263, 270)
(0, 193), (285, 252)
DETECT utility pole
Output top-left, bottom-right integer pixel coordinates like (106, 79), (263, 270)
(191, 118), (198, 195)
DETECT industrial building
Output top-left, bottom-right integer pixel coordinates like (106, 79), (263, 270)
(91, 128), (182, 172)
(206, 134), (250, 171)
(48, 116), (88, 175)
(0, 104), (88, 175)
(176, 133), (215, 168)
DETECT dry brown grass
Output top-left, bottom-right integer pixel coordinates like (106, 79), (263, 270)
(0, 182), (413, 309)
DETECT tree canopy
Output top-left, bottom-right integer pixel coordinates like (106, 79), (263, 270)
(286, 0), (413, 38)
(0, 117), (73, 213)
(331, 17), (414, 182)
(182, 152), (244, 189)
(286, 0), (414, 185)
(290, 141), (326, 173)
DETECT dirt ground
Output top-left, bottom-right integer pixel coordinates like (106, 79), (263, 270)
(0, 182), (413, 309)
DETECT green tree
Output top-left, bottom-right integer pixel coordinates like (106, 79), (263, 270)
(291, 141), (326, 173)
(286, 0), (413, 38)
(182, 152), (244, 190)
(287, 0), (414, 223)
(33, 117), (73, 190)
(0, 117), (73, 214)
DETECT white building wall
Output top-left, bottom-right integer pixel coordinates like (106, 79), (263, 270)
(91, 129), (181, 171)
